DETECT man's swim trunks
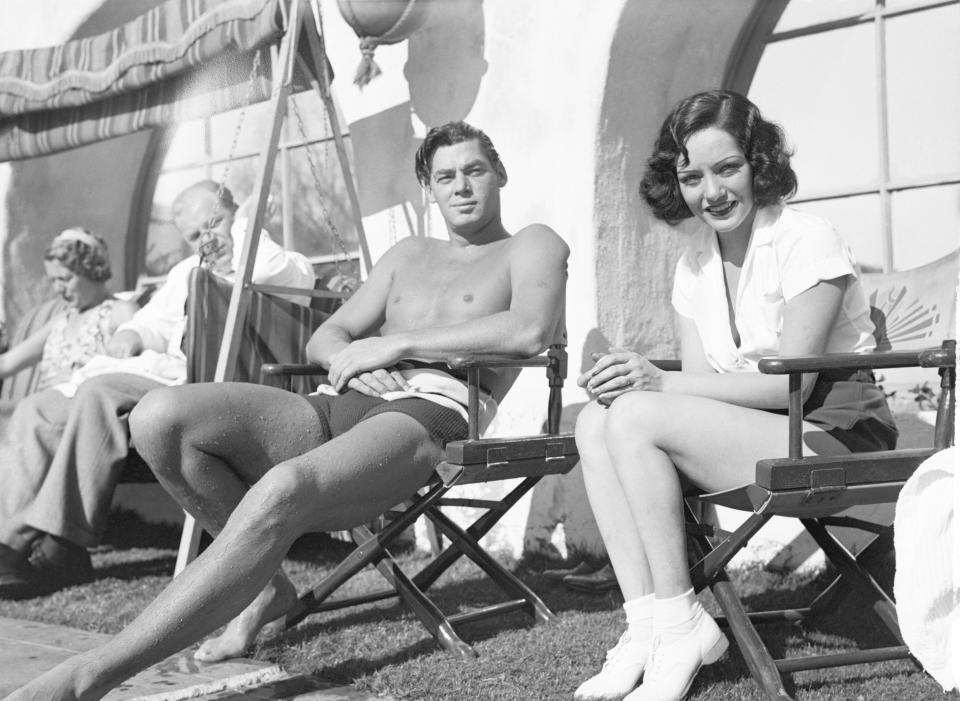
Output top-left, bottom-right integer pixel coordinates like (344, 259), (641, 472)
(304, 389), (467, 446)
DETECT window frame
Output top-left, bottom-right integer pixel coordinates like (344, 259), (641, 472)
(126, 89), (361, 289)
(742, 0), (960, 273)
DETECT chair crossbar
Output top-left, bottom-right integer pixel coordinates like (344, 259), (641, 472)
(285, 479), (450, 629)
(435, 497), (508, 510)
(424, 505), (555, 625)
(447, 600), (530, 626)
(414, 477), (539, 590)
(775, 646), (911, 674)
(815, 516), (892, 535)
(802, 519), (903, 641)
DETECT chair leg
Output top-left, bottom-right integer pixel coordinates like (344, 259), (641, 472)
(801, 519), (904, 644)
(426, 506), (556, 624)
(414, 477), (539, 591)
(353, 525), (477, 659)
(711, 576), (794, 701)
(286, 480), (451, 628)
(685, 510), (793, 701)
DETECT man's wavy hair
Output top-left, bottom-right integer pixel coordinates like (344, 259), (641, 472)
(44, 228), (112, 282)
(640, 90), (797, 224)
(415, 121), (504, 186)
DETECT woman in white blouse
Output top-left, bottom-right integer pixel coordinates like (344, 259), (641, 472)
(572, 90), (897, 701)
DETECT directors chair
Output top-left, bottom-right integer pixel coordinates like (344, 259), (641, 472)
(261, 317), (579, 659)
(680, 249), (958, 700)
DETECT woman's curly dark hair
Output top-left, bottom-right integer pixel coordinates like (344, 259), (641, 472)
(44, 228), (112, 282)
(639, 90), (797, 224)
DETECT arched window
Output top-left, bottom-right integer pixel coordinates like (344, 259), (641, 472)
(748, 0), (959, 272)
(136, 87), (360, 288)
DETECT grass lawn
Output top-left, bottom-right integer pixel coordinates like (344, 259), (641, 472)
(0, 511), (950, 701)
(0, 412), (950, 700)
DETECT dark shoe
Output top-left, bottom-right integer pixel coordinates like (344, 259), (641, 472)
(564, 563), (620, 593)
(0, 543), (39, 599)
(543, 561), (594, 582)
(29, 535), (94, 590)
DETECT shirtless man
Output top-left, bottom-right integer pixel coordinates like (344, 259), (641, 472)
(5, 120), (569, 700)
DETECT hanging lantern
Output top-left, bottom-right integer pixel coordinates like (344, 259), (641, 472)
(336, 0), (431, 88)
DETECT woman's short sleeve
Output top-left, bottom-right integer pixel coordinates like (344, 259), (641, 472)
(778, 213), (858, 301)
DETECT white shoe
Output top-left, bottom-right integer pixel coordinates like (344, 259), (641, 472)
(623, 615), (728, 701)
(574, 629), (651, 700)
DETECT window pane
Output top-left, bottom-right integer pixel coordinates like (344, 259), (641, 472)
(774, 0), (873, 33)
(891, 184), (960, 270)
(209, 101), (273, 160)
(749, 25), (879, 197)
(144, 169), (206, 276)
(284, 143), (358, 259)
(285, 90), (335, 144)
(163, 120), (205, 169)
(886, 5), (960, 179)
(790, 195), (884, 272)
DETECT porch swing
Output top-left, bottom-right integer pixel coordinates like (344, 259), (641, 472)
(0, 0), (374, 570)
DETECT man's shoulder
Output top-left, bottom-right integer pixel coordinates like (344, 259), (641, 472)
(509, 223), (569, 257)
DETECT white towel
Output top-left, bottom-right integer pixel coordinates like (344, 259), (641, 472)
(52, 350), (187, 398)
(894, 446), (959, 691)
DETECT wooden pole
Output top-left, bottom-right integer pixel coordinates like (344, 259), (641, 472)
(303, 0), (372, 277)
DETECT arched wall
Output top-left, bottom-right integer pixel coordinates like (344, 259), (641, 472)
(594, 0), (778, 358)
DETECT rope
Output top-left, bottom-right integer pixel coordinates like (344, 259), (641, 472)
(349, 0), (425, 88)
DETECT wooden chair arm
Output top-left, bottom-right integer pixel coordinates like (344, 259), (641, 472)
(261, 362), (327, 377)
(920, 344), (956, 368)
(758, 349), (932, 374)
(446, 354), (553, 369)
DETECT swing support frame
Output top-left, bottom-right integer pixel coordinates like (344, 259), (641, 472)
(175, 0), (369, 574)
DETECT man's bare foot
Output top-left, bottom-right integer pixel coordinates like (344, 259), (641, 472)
(194, 572), (298, 662)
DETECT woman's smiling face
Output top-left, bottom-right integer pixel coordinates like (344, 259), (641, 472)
(676, 126), (756, 238)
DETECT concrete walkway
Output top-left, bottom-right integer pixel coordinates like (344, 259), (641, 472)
(0, 617), (390, 700)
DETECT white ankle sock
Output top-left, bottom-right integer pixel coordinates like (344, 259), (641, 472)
(623, 593), (655, 640)
(653, 587), (703, 644)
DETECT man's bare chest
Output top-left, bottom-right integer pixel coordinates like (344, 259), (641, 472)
(384, 250), (511, 329)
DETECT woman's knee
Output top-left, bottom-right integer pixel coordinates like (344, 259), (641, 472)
(603, 391), (664, 441)
(574, 401), (608, 447)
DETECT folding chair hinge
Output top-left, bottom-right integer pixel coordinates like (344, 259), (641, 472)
(486, 447), (507, 468)
(544, 441), (567, 463)
(807, 467), (846, 493)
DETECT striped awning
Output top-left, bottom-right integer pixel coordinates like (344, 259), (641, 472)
(0, 0), (287, 161)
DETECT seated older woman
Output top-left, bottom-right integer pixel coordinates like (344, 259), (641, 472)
(0, 228), (136, 595)
(0, 228), (136, 392)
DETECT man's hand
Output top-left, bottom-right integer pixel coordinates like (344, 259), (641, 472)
(328, 336), (408, 392)
(346, 367), (412, 397)
(577, 348), (664, 406)
(199, 230), (234, 275)
(105, 329), (144, 358)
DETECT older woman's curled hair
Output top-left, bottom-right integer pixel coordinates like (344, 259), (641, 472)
(640, 89), (797, 224)
(44, 227), (112, 282)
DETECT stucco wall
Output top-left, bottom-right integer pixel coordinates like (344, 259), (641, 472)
(0, 0), (802, 564)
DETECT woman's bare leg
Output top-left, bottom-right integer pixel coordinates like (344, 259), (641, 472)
(5, 411), (442, 701)
(602, 390), (833, 597)
(575, 401), (653, 600)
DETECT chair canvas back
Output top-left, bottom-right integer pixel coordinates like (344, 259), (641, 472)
(183, 267), (331, 394)
(861, 249), (958, 351)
